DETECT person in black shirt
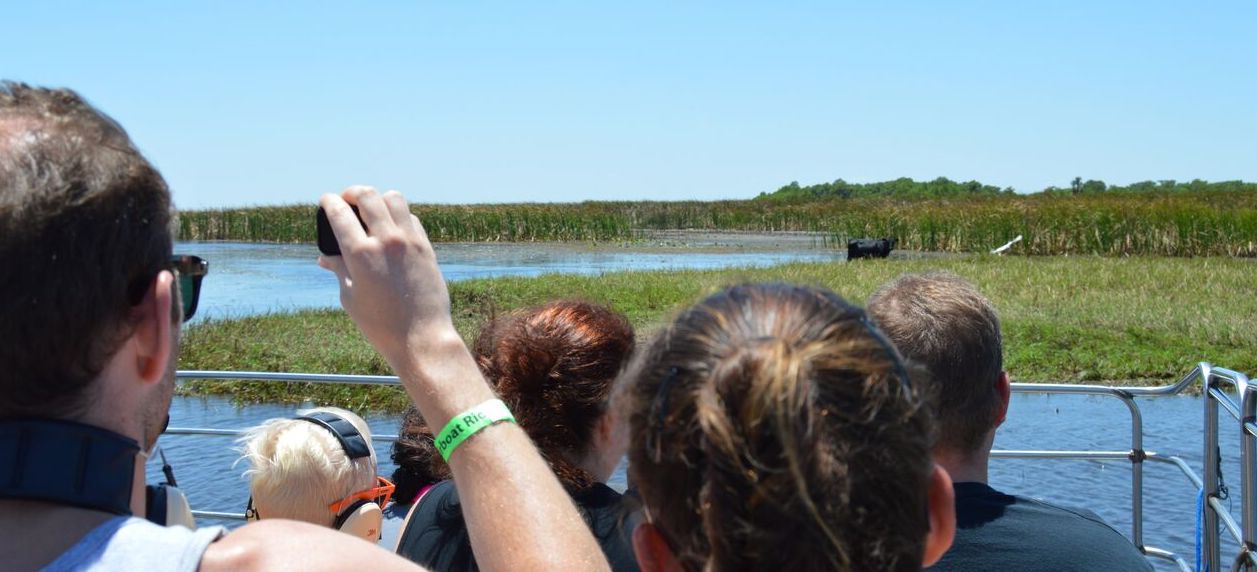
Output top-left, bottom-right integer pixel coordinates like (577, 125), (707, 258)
(395, 300), (639, 572)
(869, 271), (1153, 572)
(379, 406), (449, 550)
(399, 478), (635, 572)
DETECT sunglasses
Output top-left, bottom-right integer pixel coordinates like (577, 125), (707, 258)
(245, 477), (396, 522)
(328, 476), (396, 514)
(244, 495), (260, 522)
(171, 255), (208, 322)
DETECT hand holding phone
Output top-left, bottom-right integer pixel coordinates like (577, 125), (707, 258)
(317, 205), (366, 255)
(314, 187), (615, 572)
(316, 187), (458, 369)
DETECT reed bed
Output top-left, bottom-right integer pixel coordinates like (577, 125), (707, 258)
(178, 190), (1257, 256)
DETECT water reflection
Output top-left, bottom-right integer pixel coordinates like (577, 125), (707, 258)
(176, 240), (846, 321)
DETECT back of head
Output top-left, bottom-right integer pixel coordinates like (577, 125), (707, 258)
(240, 407), (379, 527)
(474, 300), (635, 491)
(391, 405), (449, 503)
(619, 283), (934, 571)
(0, 82), (172, 419)
(867, 271), (1003, 454)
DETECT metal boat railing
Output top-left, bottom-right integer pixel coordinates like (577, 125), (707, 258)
(172, 363), (1256, 571)
(983, 363), (1253, 572)
(1199, 364), (1257, 572)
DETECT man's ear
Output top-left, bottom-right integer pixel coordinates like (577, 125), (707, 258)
(131, 269), (176, 385)
(633, 522), (685, 572)
(994, 371), (1011, 427)
(921, 464), (956, 567)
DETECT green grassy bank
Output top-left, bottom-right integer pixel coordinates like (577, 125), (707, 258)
(178, 190), (1257, 257)
(178, 256), (1257, 412)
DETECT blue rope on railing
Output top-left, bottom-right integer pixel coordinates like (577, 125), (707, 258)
(1196, 488), (1207, 572)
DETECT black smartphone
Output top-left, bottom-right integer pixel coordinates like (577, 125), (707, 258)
(316, 205), (367, 255)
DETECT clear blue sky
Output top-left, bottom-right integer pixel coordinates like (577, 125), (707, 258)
(6, 1), (1254, 208)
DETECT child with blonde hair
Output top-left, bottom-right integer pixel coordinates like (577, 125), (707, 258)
(239, 407), (394, 542)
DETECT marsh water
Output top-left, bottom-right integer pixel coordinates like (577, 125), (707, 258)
(176, 234), (848, 321)
(169, 239), (1238, 570)
(155, 393), (1236, 571)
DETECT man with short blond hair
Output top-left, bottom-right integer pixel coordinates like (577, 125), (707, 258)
(868, 271), (1151, 572)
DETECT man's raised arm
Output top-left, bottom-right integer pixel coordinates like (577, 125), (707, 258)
(317, 186), (610, 572)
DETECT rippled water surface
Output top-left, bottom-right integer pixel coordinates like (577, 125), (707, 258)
(176, 238), (847, 320)
(152, 392), (1242, 571)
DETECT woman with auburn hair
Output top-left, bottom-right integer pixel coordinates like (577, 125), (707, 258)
(619, 283), (956, 572)
(395, 300), (638, 572)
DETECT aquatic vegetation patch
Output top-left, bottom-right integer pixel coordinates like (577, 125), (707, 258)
(177, 256), (1256, 411)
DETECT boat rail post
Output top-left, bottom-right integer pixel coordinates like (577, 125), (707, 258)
(1121, 389), (1146, 549)
(1239, 372), (1256, 571)
(1204, 363), (1223, 571)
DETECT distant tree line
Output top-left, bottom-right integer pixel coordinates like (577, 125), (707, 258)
(1048, 177), (1257, 196)
(759, 177), (1257, 200)
(759, 177), (1012, 200)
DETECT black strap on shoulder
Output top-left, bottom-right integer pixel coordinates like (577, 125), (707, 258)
(396, 481), (474, 571)
(145, 484), (168, 524)
(0, 419), (139, 515)
(297, 411), (371, 459)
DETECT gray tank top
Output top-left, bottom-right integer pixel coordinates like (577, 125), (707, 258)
(41, 516), (224, 572)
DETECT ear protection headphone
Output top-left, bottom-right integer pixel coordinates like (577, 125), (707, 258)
(146, 482), (195, 529)
(295, 411), (392, 541)
(145, 447), (195, 529)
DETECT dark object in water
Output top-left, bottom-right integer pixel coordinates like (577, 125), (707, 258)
(848, 238), (897, 260)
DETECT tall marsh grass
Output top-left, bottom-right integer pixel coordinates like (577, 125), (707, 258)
(178, 190), (1257, 256)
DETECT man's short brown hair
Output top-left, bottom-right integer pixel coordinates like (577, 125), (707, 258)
(867, 271), (1003, 453)
(0, 82), (172, 418)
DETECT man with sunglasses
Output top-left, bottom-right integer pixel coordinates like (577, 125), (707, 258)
(0, 82), (610, 571)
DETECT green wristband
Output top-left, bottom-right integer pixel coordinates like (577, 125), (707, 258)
(435, 399), (517, 462)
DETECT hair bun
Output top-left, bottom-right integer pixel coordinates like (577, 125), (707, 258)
(472, 300), (635, 492)
(622, 283), (936, 570)
(497, 335), (560, 393)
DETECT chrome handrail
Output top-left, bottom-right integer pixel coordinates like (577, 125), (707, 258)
(1008, 381), (1152, 547)
(1201, 365), (1257, 571)
(171, 365), (1257, 570)
(172, 370), (408, 522)
(164, 427), (400, 443)
(177, 370), (401, 386)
